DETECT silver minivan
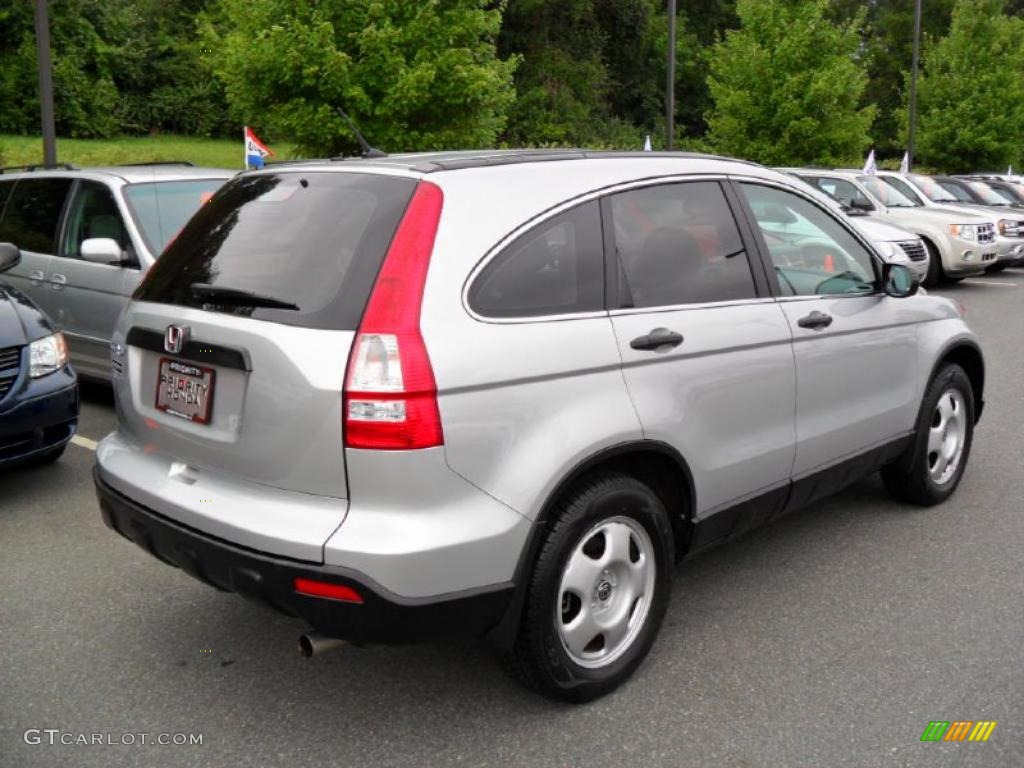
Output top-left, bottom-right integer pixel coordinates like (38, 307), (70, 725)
(0, 164), (233, 379)
(94, 151), (985, 701)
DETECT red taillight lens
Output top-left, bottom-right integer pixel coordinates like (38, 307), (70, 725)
(343, 181), (444, 450)
(293, 577), (364, 604)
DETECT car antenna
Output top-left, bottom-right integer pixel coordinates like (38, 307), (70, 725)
(335, 107), (387, 158)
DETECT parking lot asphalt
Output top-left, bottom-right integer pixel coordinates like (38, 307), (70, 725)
(2, 272), (1022, 768)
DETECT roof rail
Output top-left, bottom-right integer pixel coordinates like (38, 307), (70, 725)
(0, 163), (77, 174)
(115, 161), (195, 167)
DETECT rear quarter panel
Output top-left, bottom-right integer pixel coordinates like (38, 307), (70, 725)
(421, 167), (644, 521)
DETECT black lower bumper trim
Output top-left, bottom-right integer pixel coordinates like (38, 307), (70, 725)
(94, 469), (514, 644)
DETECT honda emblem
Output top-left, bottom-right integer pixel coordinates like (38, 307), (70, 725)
(164, 325), (190, 354)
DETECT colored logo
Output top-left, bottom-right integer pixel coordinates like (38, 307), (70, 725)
(920, 721), (997, 742)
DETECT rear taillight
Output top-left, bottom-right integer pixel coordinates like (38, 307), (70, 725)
(343, 181), (444, 450)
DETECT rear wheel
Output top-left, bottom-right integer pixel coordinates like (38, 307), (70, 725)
(882, 364), (974, 506)
(503, 472), (674, 702)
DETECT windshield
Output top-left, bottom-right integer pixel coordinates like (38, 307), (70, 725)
(965, 180), (1014, 205)
(938, 180), (976, 203)
(908, 174), (959, 203)
(991, 182), (1024, 203)
(804, 176), (875, 211)
(859, 176), (918, 207)
(123, 178), (230, 256)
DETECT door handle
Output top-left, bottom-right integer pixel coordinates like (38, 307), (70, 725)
(29, 269), (45, 284)
(49, 273), (67, 290)
(630, 327), (684, 351)
(797, 310), (833, 330)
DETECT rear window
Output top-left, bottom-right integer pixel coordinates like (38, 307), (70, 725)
(123, 179), (230, 256)
(468, 201), (604, 318)
(0, 177), (73, 254)
(134, 172), (417, 330)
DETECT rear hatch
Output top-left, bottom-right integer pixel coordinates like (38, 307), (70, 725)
(114, 170), (417, 518)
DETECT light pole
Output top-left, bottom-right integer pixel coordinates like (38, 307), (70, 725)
(34, 0), (57, 166)
(907, 0), (922, 171)
(666, 0), (676, 151)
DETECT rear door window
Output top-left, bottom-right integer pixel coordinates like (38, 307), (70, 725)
(608, 181), (758, 307)
(468, 201), (604, 318)
(0, 177), (73, 254)
(134, 172), (417, 330)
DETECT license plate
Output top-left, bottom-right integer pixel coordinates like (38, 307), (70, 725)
(155, 358), (215, 424)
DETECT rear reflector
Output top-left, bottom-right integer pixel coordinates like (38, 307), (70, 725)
(343, 181), (444, 450)
(293, 578), (364, 604)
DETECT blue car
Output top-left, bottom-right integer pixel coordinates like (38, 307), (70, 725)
(0, 242), (78, 467)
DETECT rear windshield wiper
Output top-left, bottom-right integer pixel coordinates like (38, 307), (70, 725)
(190, 283), (299, 310)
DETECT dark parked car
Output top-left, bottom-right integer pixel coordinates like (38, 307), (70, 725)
(0, 243), (78, 467)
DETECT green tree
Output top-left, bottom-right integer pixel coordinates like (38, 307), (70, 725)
(912, 0), (1024, 171)
(0, 0), (121, 137)
(207, 0), (518, 155)
(705, 0), (876, 165)
(499, 0), (660, 147)
(827, 0), (955, 159)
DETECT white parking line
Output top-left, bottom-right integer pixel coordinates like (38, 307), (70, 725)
(70, 435), (98, 451)
(962, 279), (1019, 287)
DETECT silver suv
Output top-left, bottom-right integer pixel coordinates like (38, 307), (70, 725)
(93, 151), (985, 702)
(0, 163), (233, 379)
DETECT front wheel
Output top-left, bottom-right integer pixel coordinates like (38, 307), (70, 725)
(503, 472), (674, 702)
(923, 241), (942, 287)
(882, 364), (975, 506)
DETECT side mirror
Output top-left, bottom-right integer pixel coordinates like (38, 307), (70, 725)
(0, 242), (20, 273)
(81, 238), (125, 265)
(884, 262), (919, 298)
(849, 198), (874, 211)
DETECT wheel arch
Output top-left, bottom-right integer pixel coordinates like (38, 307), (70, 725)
(931, 340), (985, 423)
(485, 440), (697, 650)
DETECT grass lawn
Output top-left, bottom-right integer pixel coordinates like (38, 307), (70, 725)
(0, 134), (300, 170)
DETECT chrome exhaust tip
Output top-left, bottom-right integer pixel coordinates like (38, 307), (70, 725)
(298, 632), (347, 658)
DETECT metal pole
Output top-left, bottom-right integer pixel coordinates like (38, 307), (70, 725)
(34, 0), (57, 166)
(666, 0), (677, 150)
(907, 0), (922, 171)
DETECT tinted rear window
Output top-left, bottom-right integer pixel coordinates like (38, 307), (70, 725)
(134, 172), (417, 330)
(0, 177), (73, 254)
(468, 201), (604, 318)
(123, 179), (229, 255)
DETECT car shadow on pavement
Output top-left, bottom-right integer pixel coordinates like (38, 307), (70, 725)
(78, 378), (115, 407)
(94, 473), (908, 722)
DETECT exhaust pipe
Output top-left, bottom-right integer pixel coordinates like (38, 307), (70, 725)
(298, 632), (347, 658)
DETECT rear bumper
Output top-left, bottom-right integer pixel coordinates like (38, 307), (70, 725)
(94, 469), (515, 644)
(0, 369), (78, 465)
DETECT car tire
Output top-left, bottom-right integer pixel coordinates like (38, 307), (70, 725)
(881, 364), (974, 506)
(922, 241), (942, 287)
(502, 472), (674, 702)
(986, 263), (1007, 273)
